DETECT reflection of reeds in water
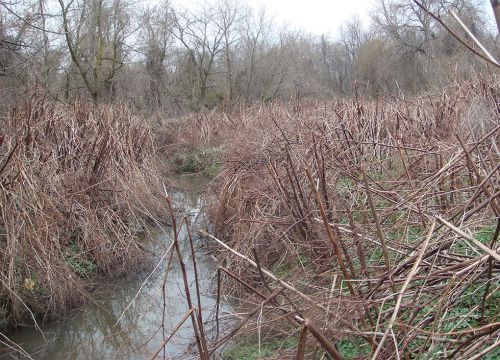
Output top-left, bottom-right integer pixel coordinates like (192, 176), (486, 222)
(0, 98), (163, 331)
(165, 76), (499, 359)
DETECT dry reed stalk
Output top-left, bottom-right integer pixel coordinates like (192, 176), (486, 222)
(305, 167), (356, 296)
(164, 196), (208, 359)
(210, 287), (286, 354)
(371, 220), (436, 359)
(295, 323), (308, 360)
(184, 217), (206, 345)
(150, 308), (194, 359)
(200, 230), (329, 313)
(166, 75), (500, 358)
(0, 97), (164, 329)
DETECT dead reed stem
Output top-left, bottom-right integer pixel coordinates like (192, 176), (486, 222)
(169, 75), (499, 358)
(0, 98), (164, 328)
(165, 196), (208, 359)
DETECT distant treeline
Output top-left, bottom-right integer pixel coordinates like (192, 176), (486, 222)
(1, 0), (498, 113)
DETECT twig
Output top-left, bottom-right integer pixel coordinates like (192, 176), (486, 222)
(371, 220), (436, 359)
(150, 308), (194, 359)
(412, 0), (500, 68)
(450, 10), (499, 66)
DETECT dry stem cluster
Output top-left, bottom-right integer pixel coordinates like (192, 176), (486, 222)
(0, 98), (163, 329)
(184, 76), (500, 359)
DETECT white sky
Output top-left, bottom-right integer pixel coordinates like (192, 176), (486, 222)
(245, 0), (375, 36)
(170, 0), (498, 38)
(171, 0), (376, 37)
(252, 0), (499, 36)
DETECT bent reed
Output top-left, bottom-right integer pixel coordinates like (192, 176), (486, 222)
(192, 76), (500, 359)
(0, 97), (164, 328)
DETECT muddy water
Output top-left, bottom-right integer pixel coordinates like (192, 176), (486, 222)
(2, 176), (226, 359)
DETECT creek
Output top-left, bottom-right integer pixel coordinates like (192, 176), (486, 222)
(2, 176), (226, 359)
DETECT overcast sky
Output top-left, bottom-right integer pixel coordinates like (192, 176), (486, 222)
(171, 0), (375, 37)
(173, 0), (498, 38)
(243, 0), (375, 36)
(252, 0), (498, 36)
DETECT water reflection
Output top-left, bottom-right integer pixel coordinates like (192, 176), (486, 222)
(2, 176), (225, 359)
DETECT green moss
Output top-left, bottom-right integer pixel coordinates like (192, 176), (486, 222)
(224, 337), (297, 360)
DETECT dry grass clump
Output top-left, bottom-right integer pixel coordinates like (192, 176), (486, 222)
(0, 97), (164, 328)
(200, 76), (499, 359)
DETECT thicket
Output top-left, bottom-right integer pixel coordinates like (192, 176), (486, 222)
(0, 98), (163, 328)
(174, 76), (500, 359)
(1, 0), (499, 358)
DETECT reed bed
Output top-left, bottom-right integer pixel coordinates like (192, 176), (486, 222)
(0, 97), (164, 329)
(179, 77), (500, 359)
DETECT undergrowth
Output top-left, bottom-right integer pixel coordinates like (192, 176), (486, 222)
(174, 146), (223, 178)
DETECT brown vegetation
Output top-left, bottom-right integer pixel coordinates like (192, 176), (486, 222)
(175, 76), (500, 358)
(1, 0), (500, 356)
(0, 97), (163, 328)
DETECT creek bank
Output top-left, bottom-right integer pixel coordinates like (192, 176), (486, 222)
(0, 99), (167, 331)
(1, 176), (224, 359)
(193, 79), (500, 359)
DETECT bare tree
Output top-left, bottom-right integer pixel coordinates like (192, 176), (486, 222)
(0, 1), (40, 76)
(171, 3), (226, 107)
(216, 0), (242, 107)
(340, 16), (365, 65)
(139, 1), (174, 110)
(319, 35), (350, 95)
(58, 0), (131, 102)
(237, 6), (272, 105)
(258, 30), (294, 102)
(1, 0), (497, 108)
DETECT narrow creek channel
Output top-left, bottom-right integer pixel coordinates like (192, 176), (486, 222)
(2, 176), (227, 359)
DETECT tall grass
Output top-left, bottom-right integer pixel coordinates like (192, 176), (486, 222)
(0, 98), (163, 328)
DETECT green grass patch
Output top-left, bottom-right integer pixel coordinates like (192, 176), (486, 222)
(175, 146), (223, 178)
(451, 221), (498, 256)
(224, 337), (297, 360)
(273, 262), (294, 279)
(484, 346), (500, 360)
(474, 223), (497, 245)
(64, 242), (96, 277)
(402, 280), (499, 353)
(337, 338), (370, 359)
(386, 226), (423, 243)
